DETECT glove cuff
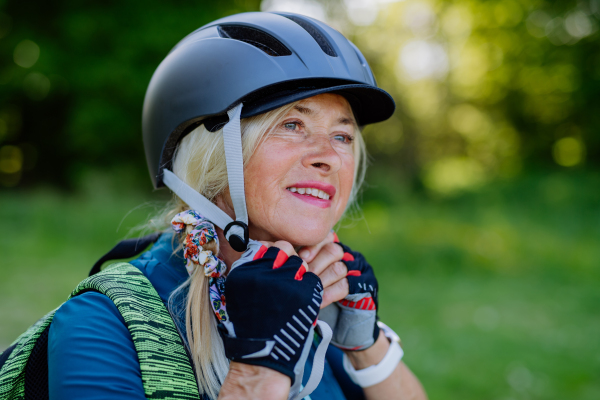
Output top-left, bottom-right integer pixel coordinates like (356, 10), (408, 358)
(219, 329), (298, 382)
(220, 334), (276, 360)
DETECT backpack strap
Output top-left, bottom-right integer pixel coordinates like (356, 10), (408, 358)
(89, 232), (162, 276)
(70, 262), (200, 399)
(0, 262), (199, 400)
(0, 309), (57, 400)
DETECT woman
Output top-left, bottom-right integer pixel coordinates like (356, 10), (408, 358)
(48, 11), (427, 400)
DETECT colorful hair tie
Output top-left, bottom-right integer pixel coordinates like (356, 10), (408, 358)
(171, 210), (229, 322)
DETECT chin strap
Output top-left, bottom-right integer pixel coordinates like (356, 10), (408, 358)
(295, 320), (333, 400)
(162, 103), (249, 251)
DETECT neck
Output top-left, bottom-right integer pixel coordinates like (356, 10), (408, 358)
(216, 227), (244, 273)
(214, 196), (246, 271)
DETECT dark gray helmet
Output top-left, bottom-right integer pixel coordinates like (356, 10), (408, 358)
(143, 11), (395, 189)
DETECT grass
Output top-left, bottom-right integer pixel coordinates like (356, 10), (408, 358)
(1, 171), (598, 399)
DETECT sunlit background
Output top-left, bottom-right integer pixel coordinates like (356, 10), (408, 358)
(1, 1), (599, 399)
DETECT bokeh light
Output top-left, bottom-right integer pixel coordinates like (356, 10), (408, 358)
(553, 137), (585, 167)
(13, 39), (40, 68)
(0, 145), (22, 174)
(0, 145), (23, 186)
(261, 0), (327, 21)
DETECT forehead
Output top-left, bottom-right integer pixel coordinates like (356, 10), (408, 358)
(293, 93), (355, 121)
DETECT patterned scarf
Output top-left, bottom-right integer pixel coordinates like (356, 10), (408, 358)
(171, 210), (228, 323)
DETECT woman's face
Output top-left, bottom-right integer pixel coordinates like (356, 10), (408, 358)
(244, 93), (357, 246)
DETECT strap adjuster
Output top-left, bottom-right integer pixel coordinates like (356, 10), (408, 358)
(224, 220), (249, 252)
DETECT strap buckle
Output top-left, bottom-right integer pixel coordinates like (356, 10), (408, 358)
(224, 220), (249, 252)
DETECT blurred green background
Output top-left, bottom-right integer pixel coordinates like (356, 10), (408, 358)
(0, 0), (598, 399)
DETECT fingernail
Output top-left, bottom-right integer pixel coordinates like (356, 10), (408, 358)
(298, 249), (310, 260)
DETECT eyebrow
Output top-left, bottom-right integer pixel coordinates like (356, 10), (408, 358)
(293, 105), (356, 126)
(294, 105), (314, 115)
(337, 116), (356, 126)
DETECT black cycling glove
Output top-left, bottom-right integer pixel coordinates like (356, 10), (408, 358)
(318, 237), (380, 351)
(221, 240), (332, 400)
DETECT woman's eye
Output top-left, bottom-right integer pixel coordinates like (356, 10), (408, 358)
(334, 134), (354, 144)
(284, 122), (299, 131)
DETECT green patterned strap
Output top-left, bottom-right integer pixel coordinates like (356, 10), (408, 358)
(69, 262), (200, 400)
(0, 310), (56, 400)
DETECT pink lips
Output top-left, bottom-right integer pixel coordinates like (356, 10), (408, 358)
(291, 181), (336, 197)
(286, 181), (336, 209)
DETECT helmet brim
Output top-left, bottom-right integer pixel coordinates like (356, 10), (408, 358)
(240, 83), (395, 127)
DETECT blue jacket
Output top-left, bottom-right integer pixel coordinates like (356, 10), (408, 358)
(48, 233), (364, 399)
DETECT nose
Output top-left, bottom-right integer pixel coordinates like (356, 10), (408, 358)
(301, 135), (342, 175)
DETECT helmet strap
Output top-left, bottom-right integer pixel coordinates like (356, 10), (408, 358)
(222, 103), (249, 249)
(162, 102), (250, 252)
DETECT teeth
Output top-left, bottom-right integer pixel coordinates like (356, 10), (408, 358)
(287, 187), (331, 200)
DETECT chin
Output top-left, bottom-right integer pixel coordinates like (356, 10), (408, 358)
(281, 224), (333, 247)
(250, 219), (333, 247)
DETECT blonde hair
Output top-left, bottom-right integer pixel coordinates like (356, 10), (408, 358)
(165, 100), (367, 399)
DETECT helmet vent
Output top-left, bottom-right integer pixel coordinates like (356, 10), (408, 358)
(218, 25), (292, 57)
(282, 15), (337, 57)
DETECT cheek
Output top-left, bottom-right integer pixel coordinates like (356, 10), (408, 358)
(335, 153), (356, 213)
(244, 143), (293, 212)
(242, 138), (356, 243)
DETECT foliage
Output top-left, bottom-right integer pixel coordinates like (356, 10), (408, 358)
(338, 0), (600, 194)
(0, 0), (261, 188)
(1, 3), (598, 397)
(1, 171), (598, 399)
(1, 0), (599, 191)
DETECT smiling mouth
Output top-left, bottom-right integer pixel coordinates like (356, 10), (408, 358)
(286, 187), (331, 200)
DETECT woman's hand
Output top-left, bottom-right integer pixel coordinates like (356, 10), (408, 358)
(298, 232), (349, 308)
(300, 237), (428, 400)
(219, 362), (290, 400)
(220, 239), (329, 400)
(300, 235), (380, 351)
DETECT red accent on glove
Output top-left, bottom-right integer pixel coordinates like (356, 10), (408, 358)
(333, 232), (340, 243)
(340, 297), (376, 311)
(253, 245), (269, 260)
(273, 250), (289, 269)
(294, 264), (307, 280)
(342, 252), (355, 262)
(346, 270), (361, 277)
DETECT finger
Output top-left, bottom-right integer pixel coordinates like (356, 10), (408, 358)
(298, 231), (336, 263)
(320, 278), (349, 309)
(307, 242), (344, 276)
(259, 241), (297, 270)
(318, 261), (347, 288)
(272, 240), (297, 257)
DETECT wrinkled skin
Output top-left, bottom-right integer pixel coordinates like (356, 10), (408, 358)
(244, 93), (356, 247)
(217, 94), (427, 400)
(218, 93), (355, 308)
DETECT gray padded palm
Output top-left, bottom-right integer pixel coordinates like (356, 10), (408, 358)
(319, 303), (377, 350)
